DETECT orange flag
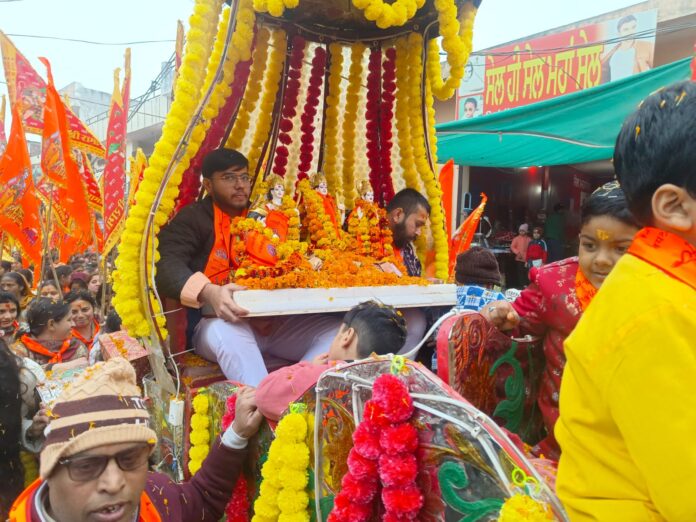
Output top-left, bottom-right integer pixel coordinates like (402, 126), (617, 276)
(438, 159), (455, 239)
(0, 106), (43, 266)
(0, 95), (7, 155)
(128, 147), (148, 208)
(449, 193), (488, 276)
(39, 57), (91, 243)
(0, 32), (105, 157)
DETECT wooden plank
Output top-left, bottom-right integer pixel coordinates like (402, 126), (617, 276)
(234, 284), (457, 316)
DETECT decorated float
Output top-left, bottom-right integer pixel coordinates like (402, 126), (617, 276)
(112, 0), (568, 519)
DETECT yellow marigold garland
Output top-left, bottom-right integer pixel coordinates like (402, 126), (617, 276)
(393, 37), (420, 193)
(497, 495), (554, 521)
(425, 72), (438, 163)
(322, 43), (343, 201)
(227, 26), (271, 150)
(188, 392), (211, 476)
(341, 43), (365, 207)
(248, 28), (287, 175)
(252, 0), (299, 18)
(350, 0), (425, 29)
(427, 0), (477, 100)
(298, 179), (346, 250)
(252, 411), (311, 522)
(406, 32), (448, 280)
(114, 0), (221, 337)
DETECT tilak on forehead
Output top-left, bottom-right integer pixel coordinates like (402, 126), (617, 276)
(596, 229), (612, 241)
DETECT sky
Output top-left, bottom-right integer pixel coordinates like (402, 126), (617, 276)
(0, 0), (642, 123)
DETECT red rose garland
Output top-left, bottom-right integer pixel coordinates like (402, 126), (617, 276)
(221, 394), (251, 522)
(272, 35), (306, 177)
(365, 47), (382, 204)
(297, 46), (327, 180)
(175, 59), (252, 213)
(328, 374), (423, 522)
(379, 47), (397, 204)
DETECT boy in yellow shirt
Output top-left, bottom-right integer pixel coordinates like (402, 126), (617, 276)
(556, 80), (696, 521)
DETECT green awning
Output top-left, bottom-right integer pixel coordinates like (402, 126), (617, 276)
(435, 57), (692, 168)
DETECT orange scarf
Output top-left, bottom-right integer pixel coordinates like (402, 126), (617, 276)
(318, 192), (341, 235)
(20, 335), (71, 364)
(265, 209), (289, 241)
(10, 478), (162, 522)
(204, 204), (239, 285)
(628, 227), (696, 291)
(72, 319), (100, 348)
(575, 268), (598, 311)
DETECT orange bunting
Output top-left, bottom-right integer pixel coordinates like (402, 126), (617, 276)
(449, 193), (488, 277)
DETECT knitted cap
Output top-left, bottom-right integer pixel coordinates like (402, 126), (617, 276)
(40, 357), (157, 479)
(454, 246), (502, 286)
(518, 223), (529, 233)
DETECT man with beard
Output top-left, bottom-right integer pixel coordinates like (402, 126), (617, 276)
(386, 188), (431, 277)
(156, 148), (342, 385)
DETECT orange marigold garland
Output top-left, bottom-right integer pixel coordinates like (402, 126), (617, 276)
(298, 179), (346, 250)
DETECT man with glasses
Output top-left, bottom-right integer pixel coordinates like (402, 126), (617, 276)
(156, 148), (342, 385)
(10, 357), (263, 521)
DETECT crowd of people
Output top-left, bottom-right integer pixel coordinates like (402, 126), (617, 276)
(0, 79), (694, 521)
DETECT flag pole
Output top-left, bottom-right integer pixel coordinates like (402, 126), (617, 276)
(41, 184), (63, 299)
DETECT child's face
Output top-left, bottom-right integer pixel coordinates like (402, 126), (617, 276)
(578, 215), (639, 288)
(327, 324), (359, 361)
(533, 230), (541, 239)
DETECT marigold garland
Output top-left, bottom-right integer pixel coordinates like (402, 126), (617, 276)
(497, 494), (554, 521)
(322, 43), (343, 201)
(113, 0), (221, 337)
(406, 32), (449, 280)
(393, 37), (420, 194)
(252, 0), (299, 18)
(297, 46), (327, 180)
(188, 392), (210, 476)
(350, 0), (424, 29)
(252, 411), (311, 522)
(298, 179), (345, 250)
(347, 200), (393, 259)
(341, 43), (365, 207)
(427, 0), (477, 100)
(227, 26), (272, 150)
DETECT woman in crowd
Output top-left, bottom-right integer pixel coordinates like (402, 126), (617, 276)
(483, 182), (639, 460)
(0, 292), (20, 345)
(87, 272), (102, 300)
(37, 280), (61, 301)
(65, 291), (100, 350)
(1, 272), (33, 310)
(11, 298), (88, 366)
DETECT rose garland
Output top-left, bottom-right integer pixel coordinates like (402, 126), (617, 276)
(322, 43), (343, 200)
(188, 391), (211, 476)
(328, 373), (423, 521)
(252, 408), (311, 522)
(248, 28), (287, 177)
(406, 32), (449, 280)
(113, 0), (220, 337)
(350, 0), (424, 29)
(297, 45), (327, 180)
(341, 43), (365, 207)
(252, 0), (299, 17)
(227, 26), (272, 150)
(379, 47), (397, 204)
(272, 36), (306, 178)
(365, 47), (382, 204)
(427, 0), (477, 100)
(221, 394), (251, 522)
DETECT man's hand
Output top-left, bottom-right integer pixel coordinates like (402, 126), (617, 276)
(231, 387), (263, 439)
(199, 282), (249, 323)
(27, 404), (50, 440)
(312, 352), (329, 366)
(480, 300), (520, 331)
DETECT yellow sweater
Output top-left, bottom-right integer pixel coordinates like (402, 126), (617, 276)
(556, 253), (696, 521)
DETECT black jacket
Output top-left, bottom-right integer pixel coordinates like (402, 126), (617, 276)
(155, 196), (216, 300)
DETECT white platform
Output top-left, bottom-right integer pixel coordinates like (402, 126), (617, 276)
(234, 284), (457, 316)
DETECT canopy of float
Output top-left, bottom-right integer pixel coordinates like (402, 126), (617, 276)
(435, 57), (692, 168)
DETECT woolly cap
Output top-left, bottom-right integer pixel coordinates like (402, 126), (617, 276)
(454, 246), (502, 286)
(40, 357), (157, 479)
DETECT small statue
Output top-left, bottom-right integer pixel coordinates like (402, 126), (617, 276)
(249, 174), (291, 241)
(310, 172), (341, 236)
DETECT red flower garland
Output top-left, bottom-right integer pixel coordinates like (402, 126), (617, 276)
(365, 47), (382, 204)
(327, 374), (424, 522)
(379, 47), (397, 204)
(221, 394), (250, 522)
(272, 36), (306, 177)
(297, 45), (327, 180)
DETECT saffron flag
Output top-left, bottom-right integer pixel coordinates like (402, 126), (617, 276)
(438, 159), (455, 240)
(0, 31), (105, 157)
(102, 49), (130, 255)
(38, 57), (91, 243)
(0, 106), (43, 265)
(0, 95), (7, 155)
(449, 193), (488, 276)
(128, 147), (148, 208)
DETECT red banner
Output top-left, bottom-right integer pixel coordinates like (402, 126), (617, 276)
(103, 49), (130, 255)
(449, 193), (488, 276)
(0, 31), (106, 157)
(77, 151), (103, 212)
(0, 95), (7, 155)
(0, 106), (43, 265)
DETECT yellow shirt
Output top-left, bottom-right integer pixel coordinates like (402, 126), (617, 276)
(556, 253), (696, 521)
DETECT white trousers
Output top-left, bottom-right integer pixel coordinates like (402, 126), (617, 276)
(193, 314), (342, 386)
